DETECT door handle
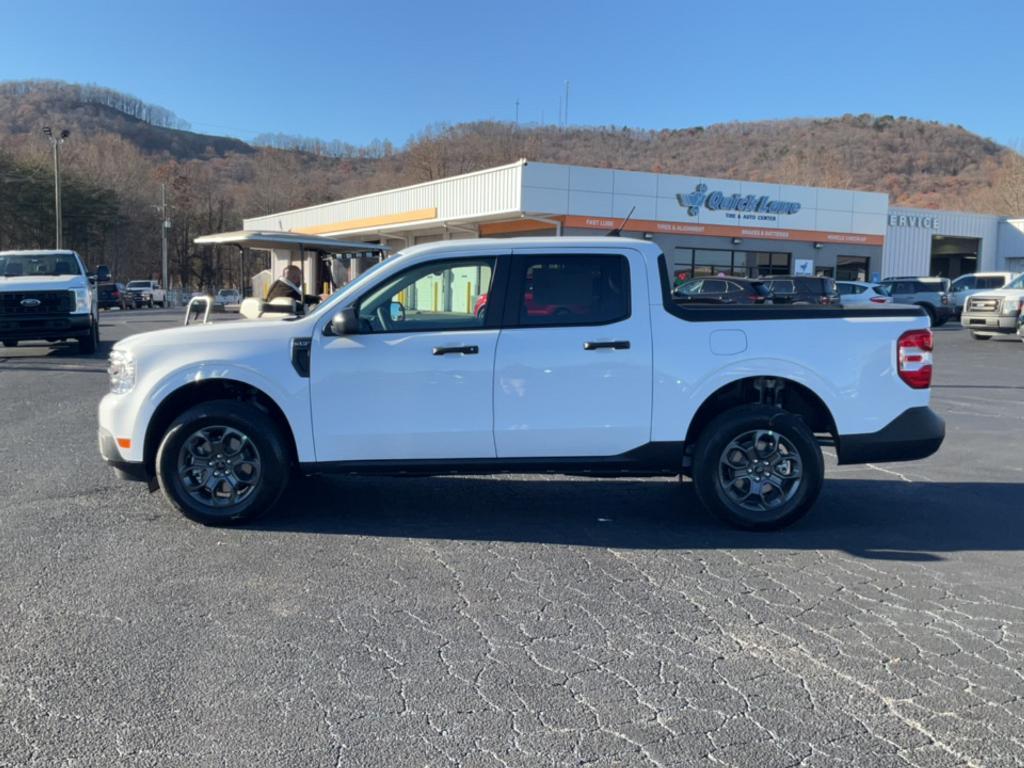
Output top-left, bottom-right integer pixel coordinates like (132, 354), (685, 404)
(583, 340), (630, 351)
(432, 345), (479, 356)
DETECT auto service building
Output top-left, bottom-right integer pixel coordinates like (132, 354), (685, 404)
(241, 160), (1023, 293)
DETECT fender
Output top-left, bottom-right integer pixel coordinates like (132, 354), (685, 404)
(135, 360), (315, 463)
(653, 356), (842, 445)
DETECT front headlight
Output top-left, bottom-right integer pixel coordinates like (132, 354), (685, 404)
(71, 287), (91, 314)
(1002, 297), (1024, 315)
(108, 349), (136, 394)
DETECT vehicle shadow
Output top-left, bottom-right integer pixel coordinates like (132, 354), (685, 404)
(0, 337), (115, 365)
(251, 476), (1024, 561)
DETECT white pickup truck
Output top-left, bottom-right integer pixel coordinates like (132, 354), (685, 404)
(98, 235), (944, 530)
(125, 279), (166, 308)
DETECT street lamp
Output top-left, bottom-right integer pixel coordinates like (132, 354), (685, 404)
(42, 126), (70, 249)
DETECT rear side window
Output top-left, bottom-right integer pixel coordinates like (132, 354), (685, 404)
(977, 276), (1005, 289)
(769, 280), (796, 294)
(513, 254), (629, 327)
(700, 280), (728, 294)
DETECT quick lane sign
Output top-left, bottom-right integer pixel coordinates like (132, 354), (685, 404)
(677, 183), (802, 217)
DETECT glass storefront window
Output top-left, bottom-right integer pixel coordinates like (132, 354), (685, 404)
(836, 256), (869, 282)
(675, 247), (761, 279)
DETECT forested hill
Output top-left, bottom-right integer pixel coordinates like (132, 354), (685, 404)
(0, 79), (1020, 289)
(0, 81), (252, 159)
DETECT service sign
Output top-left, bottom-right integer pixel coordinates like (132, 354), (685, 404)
(888, 213), (940, 230)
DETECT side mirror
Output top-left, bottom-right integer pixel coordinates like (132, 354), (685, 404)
(329, 307), (359, 336)
(95, 265), (111, 283)
(389, 300), (406, 322)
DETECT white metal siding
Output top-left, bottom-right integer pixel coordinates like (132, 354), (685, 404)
(244, 162), (523, 232)
(883, 207), (1001, 277)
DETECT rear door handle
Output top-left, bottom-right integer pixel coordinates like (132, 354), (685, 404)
(583, 340), (630, 351)
(432, 345), (479, 356)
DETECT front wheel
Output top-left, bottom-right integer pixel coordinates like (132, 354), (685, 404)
(155, 400), (290, 525)
(692, 405), (824, 530)
(78, 321), (98, 354)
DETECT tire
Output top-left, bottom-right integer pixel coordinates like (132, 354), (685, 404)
(2, 340), (17, 348)
(155, 400), (290, 526)
(147, 298), (154, 309)
(78, 321), (98, 354)
(917, 304), (937, 326)
(692, 404), (824, 531)
(970, 331), (992, 340)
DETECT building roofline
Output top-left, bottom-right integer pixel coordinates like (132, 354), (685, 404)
(244, 159), (528, 226)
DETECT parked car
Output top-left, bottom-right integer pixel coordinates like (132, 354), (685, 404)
(125, 280), (166, 308)
(672, 277), (773, 304)
(0, 249), (102, 352)
(214, 288), (241, 307)
(878, 277), (953, 327)
(836, 281), (893, 306)
(949, 272), (1018, 316)
(761, 276), (840, 305)
(961, 272), (1024, 340)
(99, 235), (943, 532)
(97, 281), (129, 311)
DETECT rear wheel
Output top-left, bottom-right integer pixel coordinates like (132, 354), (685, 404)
(156, 400), (290, 525)
(692, 405), (824, 530)
(917, 304), (937, 326)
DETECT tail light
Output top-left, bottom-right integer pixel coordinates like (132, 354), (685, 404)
(941, 293), (950, 305)
(897, 329), (933, 389)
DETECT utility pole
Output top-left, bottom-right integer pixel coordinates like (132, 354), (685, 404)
(42, 127), (70, 249)
(159, 183), (169, 296)
(564, 80), (570, 127)
(515, 98), (520, 125)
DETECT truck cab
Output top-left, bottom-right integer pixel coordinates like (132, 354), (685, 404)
(99, 235), (943, 531)
(0, 249), (102, 353)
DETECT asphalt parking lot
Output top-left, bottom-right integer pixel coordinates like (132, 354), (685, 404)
(1, 310), (1022, 768)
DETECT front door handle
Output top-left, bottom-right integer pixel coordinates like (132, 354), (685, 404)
(432, 345), (479, 356)
(583, 340), (630, 351)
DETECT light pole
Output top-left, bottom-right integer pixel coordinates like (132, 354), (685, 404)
(159, 183), (169, 298)
(42, 126), (70, 249)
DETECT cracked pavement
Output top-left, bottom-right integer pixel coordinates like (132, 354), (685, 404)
(0, 313), (1022, 767)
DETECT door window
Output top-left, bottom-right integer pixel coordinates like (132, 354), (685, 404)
(952, 275), (976, 292)
(356, 258), (495, 333)
(512, 254), (629, 327)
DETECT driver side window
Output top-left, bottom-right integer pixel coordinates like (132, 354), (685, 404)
(356, 258), (495, 333)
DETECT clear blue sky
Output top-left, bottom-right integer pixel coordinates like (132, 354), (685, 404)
(2, 0), (1022, 148)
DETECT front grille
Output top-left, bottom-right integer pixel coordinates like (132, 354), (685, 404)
(967, 297), (1000, 314)
(0, 290), (74, 316)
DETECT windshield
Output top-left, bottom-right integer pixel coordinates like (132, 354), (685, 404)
(126, 281), (151, 289)
(1005, 273), (1024, 290)
(0, 253), (81, 277)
